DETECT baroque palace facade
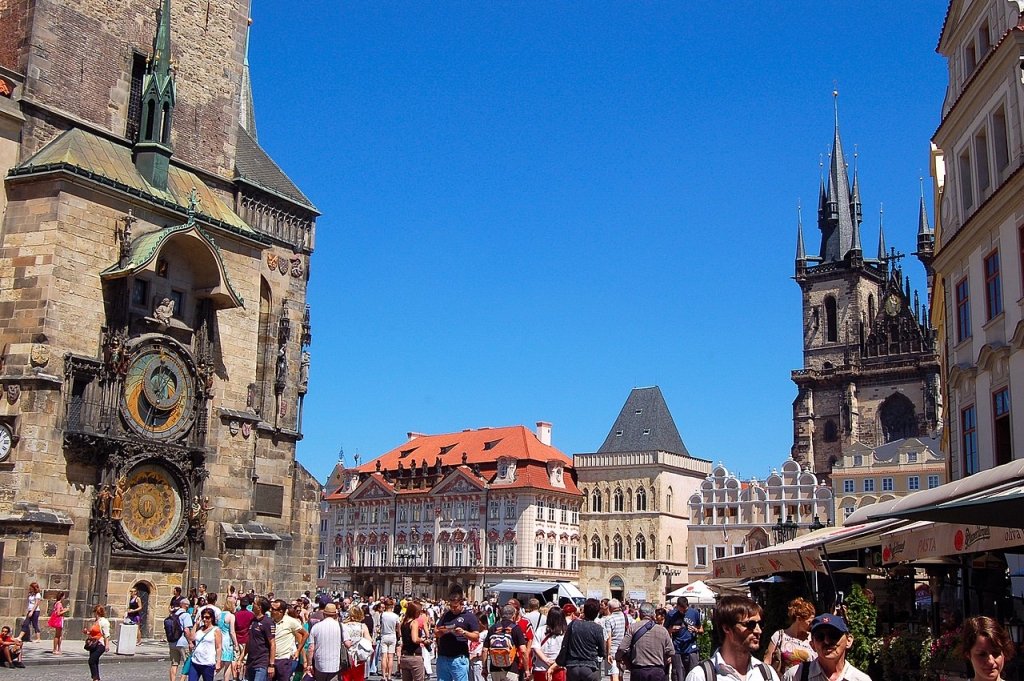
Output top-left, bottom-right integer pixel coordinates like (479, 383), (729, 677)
(0, 0), (321, 635)
(323, 424), (583, 600)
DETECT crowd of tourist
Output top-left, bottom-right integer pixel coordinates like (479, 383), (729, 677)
(1, 580), (1018, 681)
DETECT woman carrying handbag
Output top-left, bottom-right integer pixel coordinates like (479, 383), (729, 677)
(47, 592), (67, 655)
(83, 604), (110, 681)
(182, 608), (223, 681)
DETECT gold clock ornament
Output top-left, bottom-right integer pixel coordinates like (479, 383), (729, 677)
(119, 463), (185, 552)
(120, 339), (198, 441)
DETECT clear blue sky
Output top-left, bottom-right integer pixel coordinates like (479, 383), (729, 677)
(246, 2), (949, 484)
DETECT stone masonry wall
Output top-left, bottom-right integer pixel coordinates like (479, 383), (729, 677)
(17, 0), (248, 179)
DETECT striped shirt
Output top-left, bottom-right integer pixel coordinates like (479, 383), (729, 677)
(310, 617), (343, 673)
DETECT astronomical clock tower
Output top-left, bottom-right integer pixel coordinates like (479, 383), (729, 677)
(0, 0), (321, 634)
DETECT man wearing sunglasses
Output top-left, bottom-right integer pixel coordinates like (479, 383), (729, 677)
(684, 596), (778, 681)
(782, 615), (869, 681)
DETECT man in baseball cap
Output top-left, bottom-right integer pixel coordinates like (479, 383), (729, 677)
(782, 615), (870, 681)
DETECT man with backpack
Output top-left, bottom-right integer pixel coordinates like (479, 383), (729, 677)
(483, 605), (529, 681)
(683, 596), (779, 681)
(615, 603), (673, 681)
(166, 597), (194, 681)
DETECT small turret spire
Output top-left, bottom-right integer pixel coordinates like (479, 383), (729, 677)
(796, 202), (807, 265)
(877, 203), (887, 261)
(133, 0), (177, 189)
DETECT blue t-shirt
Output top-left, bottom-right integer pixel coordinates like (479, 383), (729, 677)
(664, 607), (700, 654)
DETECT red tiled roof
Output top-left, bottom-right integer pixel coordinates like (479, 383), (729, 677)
(369, 425), (570, 469)
(326, 426), (581, 498)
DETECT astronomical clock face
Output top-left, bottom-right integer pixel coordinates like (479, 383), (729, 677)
(120, 339), (197, 441)
(120, 463), (185, 552)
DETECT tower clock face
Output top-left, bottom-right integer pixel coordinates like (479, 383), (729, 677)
(0, 424), (11, 461)
(120, 340), (197, 441)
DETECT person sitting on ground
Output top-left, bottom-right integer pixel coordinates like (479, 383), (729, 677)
(0, 626), (25, 668)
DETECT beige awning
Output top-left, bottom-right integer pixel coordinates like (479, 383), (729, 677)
(712, 518), (902, 579)
(846, 459), (1024, 526)
(879, 519), (1024, 564)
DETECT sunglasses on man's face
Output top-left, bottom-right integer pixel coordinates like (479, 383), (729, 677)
(812, 630), (844, 644)
(735, 619), (762, 631)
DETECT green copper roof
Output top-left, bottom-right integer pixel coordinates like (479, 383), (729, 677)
(11, 128), (258, 237)
(101, 220), (245, 309)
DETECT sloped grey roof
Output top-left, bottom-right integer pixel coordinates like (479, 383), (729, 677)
(234, 126), (318, 213)
(597, 386), (690, 456)
(872, 436), (942, 462)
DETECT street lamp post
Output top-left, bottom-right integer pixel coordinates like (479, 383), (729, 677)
(773, 515), (799, 545)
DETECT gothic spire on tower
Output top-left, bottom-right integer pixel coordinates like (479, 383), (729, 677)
(133, 0), (177, 190)
(239, 16), (258, 140)
(819, 90), (857, 263)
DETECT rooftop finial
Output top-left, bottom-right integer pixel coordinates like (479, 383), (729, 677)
(832, 82), (839, 128)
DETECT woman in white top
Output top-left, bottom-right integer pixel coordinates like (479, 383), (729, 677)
(19, 582), (42, 642)
(532, 606), (567, 681)
(188, 607), (223, 681)
(84, 605), (110, 681)
(342, 606), (374, 681)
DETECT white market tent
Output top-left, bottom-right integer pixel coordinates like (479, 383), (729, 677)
(666, 579), (718, 605)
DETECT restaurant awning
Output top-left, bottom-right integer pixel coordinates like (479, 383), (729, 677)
(879, 519), (1024, 564)
(883, 482), (1024, 528)
(711, 518), (903, 579)
(846, 458), (1024, 527)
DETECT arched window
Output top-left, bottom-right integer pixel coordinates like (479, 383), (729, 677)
(613, 489), (624, 512)
(666, 488), (673, 513)
(665, 537), (673, 560)
(636, 487), (648, 511)
(636, 534), (647, 560)
(868, 294), (876, 322)
(879, 393), (918, 442)
(591, 490), (602, 513)
(824, 420), (838, 442)
(613, 535), (623, 560)
(591, 535), (601, 559)
(825, 296), (838, 343)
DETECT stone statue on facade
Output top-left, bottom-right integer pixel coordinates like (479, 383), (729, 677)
(154, 298), (174, 325)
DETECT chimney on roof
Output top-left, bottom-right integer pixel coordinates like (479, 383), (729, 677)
(407, 432), (425, 441)
(536, 421), (552, 446)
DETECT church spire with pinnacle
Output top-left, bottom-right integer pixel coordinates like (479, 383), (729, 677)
(133, 0), (177, 190)
(819, 89), (857, 263)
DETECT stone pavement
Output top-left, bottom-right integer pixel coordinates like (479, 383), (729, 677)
(14, 636), (168, 667)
